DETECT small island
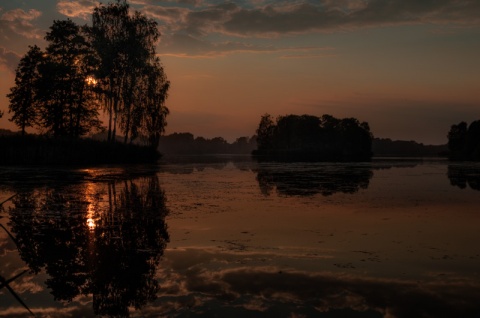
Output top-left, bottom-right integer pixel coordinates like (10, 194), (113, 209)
(252, 113), (373, 161)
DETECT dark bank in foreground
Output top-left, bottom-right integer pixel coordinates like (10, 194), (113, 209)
(0, 135), (160, 165)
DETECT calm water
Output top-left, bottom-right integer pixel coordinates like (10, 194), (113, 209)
(1, 157), (479, 317)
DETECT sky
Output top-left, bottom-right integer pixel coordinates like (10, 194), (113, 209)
(0, 0), (479, 144)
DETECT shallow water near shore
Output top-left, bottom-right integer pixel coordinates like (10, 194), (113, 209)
(1, 157), (479, 317)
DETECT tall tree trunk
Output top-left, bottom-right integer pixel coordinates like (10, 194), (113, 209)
(123, 106), (130, 144)
(112, 98), (118, 143)
(107, 97), (112, 142)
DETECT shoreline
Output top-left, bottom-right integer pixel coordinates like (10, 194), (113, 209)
(0, 135), (160, 165)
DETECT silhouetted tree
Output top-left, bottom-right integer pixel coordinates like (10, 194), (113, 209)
(138, 58), (170, 148)
(256, 114), (275, 152)
(37, 19), (101, 137)
(89, 0), (130, 142)
(7, 45), (43, 135)
(466, 121), (480, 160)
(448, 122), (467, 160)
(120, 11), (161, 144)
(89, 0), (169, 144)
(448, 120), (480, 161)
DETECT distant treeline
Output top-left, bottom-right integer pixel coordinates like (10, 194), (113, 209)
(372, 138), (447, 157)
(158, 130), (449, 158)
(0, 135), (159, 165)
(158, 133), (257, 155)
(448, 120), (480, 161)
(253, 114), (373, 161)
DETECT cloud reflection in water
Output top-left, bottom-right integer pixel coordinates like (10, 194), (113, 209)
(148, 248), (480, 318)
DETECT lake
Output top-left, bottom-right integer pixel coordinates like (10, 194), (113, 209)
(1, 157), (479, 317)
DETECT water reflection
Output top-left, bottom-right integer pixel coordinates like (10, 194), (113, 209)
(159, 154), (253, 174)
(151, 249), (480, 318)
(447, 163), (480, 190)
(2, 159), (480, 317)
(255, 163), (374, 196)
(5, 169), (169, 317)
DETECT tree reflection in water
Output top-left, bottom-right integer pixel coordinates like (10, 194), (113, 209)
(7, 171), (169, 317)
(447, 164), (480, 190)
(255, 163), (373, 196)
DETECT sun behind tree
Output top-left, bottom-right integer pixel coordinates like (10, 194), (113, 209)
(7, 0), (169, 149)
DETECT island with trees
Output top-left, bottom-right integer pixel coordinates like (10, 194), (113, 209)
(1, 0), (169, 165)
(253, 114), (373, 161)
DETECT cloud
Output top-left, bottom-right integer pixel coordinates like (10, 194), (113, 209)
(131, 0), (204, 6)
(57, 0), (98, 19)
(142, 5), (190, 26)
(51, 0), (478, 57)
(0, 47), (21, 73)
(183, 2), (239, 36)
(141, 2), (235, 36)
(140, 0), (480, 38)
(159, 33), (333, 57)
(0, 9), (43, 40)
(221, 0), (480, 37)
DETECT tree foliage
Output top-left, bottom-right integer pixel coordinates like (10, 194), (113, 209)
(7, 0), (169, 149)
(254, 114), (373, 161)
(448, 120), (480, 161)
(89, 0), (169, 146)
(7, 45), (43, 135)
(39, 19), (101, 137)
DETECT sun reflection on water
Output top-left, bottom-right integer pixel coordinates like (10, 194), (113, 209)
(86, 218), (96, 230)
(85, 181), (100, 232)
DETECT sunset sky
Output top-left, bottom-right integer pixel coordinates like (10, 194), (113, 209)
(1, 0), (479, 144)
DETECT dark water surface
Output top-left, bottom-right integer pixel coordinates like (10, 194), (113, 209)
(1, 157), (479, 317)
